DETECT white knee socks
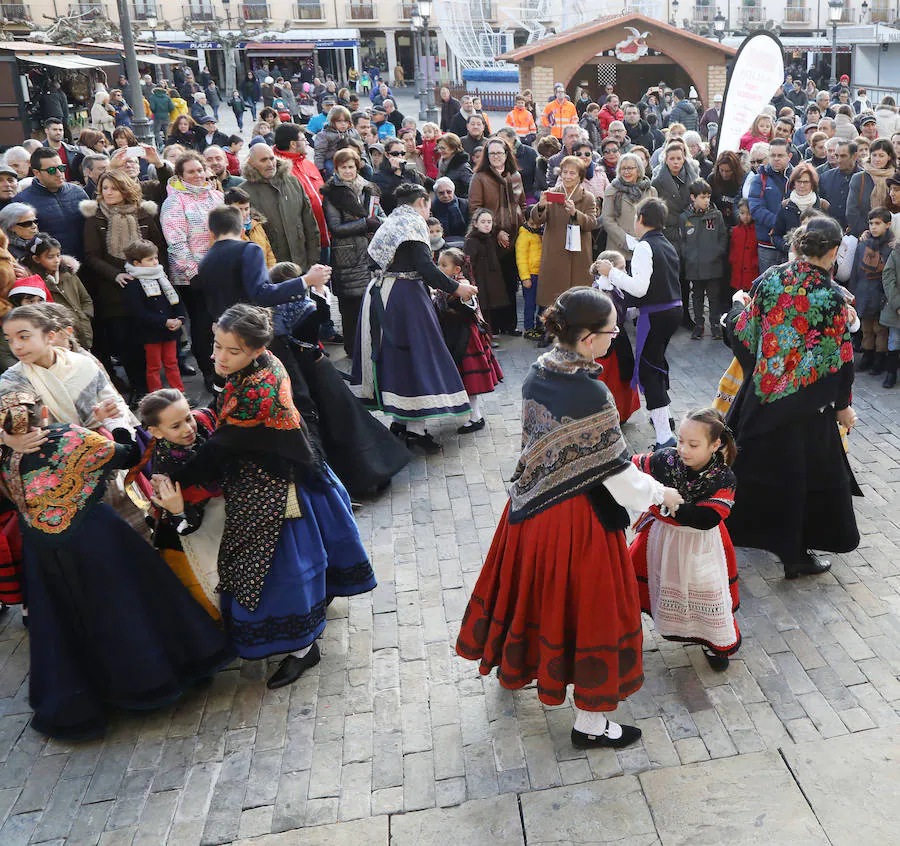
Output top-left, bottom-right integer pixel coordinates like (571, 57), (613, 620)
(290, 644), (313, 659)
(649, 406), (674, 445)
(573, 706), (624, 739)
(469, 394), (484, 423)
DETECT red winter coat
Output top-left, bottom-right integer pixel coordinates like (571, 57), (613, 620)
(729, 222), (759, 290)
(598, 104), (624, 136)
(420, 138), (440, 179)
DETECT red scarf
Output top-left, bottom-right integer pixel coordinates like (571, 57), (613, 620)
(274, 148), (330, 248)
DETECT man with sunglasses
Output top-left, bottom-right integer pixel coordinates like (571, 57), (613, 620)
(18, 147), (88, 260)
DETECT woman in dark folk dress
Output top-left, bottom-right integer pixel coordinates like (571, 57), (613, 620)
(456, 287), (683, 749)
(724, 216), (861, 579)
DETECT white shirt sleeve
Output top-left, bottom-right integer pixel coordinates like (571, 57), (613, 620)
(608, 240), (653, 299)
(602, 463), (666, 513)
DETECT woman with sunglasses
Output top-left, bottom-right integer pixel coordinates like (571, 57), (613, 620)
(0, 203), (40, 262)
(571, 141), (609, 203)
(456, 285), (683, 751)
(372, 138), (425, 215)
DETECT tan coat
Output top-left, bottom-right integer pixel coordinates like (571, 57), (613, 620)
(601, 180), (658, 260)
(468, 169), (526, 244)
(532, 184), (598, 307)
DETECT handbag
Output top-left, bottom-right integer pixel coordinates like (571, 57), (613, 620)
(835, 234), (857, 282)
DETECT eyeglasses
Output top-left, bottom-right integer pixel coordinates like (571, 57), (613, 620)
(15, 219), (38, 227)
(37, 164), (66, 174)
(387, 150), (404, 157)
(581, 326), (620, 342)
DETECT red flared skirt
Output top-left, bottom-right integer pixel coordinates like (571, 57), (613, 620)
(0, 509), (23, 605)
(460, 324), (503, 396)
(455, 495), (644, 711)
(597, 351), (640, 424)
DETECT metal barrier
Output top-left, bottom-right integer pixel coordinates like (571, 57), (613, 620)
(433, 84), (519, 112)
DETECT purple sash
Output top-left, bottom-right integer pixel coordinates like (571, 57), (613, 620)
(631, 300), (682, 391)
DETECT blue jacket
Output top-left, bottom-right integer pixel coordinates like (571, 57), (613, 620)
(818, 164), (861, 229)
(18, 180), (89, 259)
(748, 164), (792, 245)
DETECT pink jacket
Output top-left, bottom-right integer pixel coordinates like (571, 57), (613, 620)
(739, 131), (770, 152)
(159, 177), (224, 284)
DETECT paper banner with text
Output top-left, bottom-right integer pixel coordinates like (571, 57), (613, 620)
(717, 30), (786, 154)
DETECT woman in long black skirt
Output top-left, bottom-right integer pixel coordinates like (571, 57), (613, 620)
(724, 216), (861, 579)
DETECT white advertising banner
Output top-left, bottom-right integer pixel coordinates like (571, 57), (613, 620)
(717, 31), (786, 154)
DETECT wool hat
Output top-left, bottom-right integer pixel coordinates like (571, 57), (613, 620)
(10, 275), (51, 302)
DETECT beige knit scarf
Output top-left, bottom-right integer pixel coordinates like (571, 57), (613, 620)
(99, 201), (142, 260)
(864, 163), (895, 210)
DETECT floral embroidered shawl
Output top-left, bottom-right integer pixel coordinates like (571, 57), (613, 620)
(733, 260), (854, 404)
(2, 424), (118, 537)
(508, 346), (631, 523)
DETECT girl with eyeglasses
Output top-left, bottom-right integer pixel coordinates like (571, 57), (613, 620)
(456, 285), (682, 751)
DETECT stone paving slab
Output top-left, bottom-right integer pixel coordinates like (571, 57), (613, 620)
(389, 793), (524, 845)
(639, 751), (830, 846)
(782, 725), (900, 846)
(519, 777), (659, 845)
(233, 814), (388, 845)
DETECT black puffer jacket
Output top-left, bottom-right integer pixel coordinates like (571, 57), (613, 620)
(439, 150), (474, 199)
(625, 118), (655, 151)
(320, 177), (380, 298)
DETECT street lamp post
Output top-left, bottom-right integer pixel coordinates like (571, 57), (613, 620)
(146, 16), (164, 83)
(861, 0), (869, 22)
(829, 0), (843, 87)
(714, 8), (726, 41)
(115, 0), (154, 143)
(411, 7), (425, 121)
(671, 0), (679, 26)
(417, 0), (438, 124)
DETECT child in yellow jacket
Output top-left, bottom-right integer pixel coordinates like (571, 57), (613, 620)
(516, 214), (544, 339)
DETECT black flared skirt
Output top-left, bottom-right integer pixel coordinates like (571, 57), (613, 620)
(25, 503), (235, 740)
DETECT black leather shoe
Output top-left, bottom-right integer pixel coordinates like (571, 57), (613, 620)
(457, 419), (486, 434)
(784, 551), (832, 580)
(266, 642), (321, 689)
(179, 361), (197, 377)
(405, 431), (441, 453)
(571, 723), (642, 750)
(703, 648), (730, 672)
(389, 422), (407, 438)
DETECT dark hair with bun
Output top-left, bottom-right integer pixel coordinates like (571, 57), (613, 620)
(795, 215), (842, 258)
(215, 302), (273, 349)
(393, 182), (428, 206)
(541, 286), (614, 346)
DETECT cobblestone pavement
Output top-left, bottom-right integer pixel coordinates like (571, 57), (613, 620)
(2, 321), (900, 845)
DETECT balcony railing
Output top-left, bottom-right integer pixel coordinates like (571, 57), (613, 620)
(293, 0), (325, 18)
(346, 1), (376, 19)
(736, 4), (764, 23)
(183, 2), (215, 19)
(398, 1), (414, 18)
(784, 3), (810, 22)
(869, 3), (896, 22)
(0, 3), (29, 19)
(68, 1), (107, 19)
(691, 3), (715, 22)
(131, 1), (157, 19)
(240, 1), (269, 19)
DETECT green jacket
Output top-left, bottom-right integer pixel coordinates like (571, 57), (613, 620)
(240, 158), (320, 270)
(148, 89), (174, 119)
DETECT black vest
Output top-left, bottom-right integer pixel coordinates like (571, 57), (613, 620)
(640, 229), (682, 306)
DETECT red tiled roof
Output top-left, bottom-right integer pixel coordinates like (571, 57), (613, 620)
(501, 13), (737, 62)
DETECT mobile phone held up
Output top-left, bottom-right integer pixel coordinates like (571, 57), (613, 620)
(125, 146), (146, 159)
(545, 190), (565, 204)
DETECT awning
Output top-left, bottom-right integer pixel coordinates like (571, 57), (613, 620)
(19, 54), (119, 69)
(137, 54), (179, 65)
(245, 43), (315, 56)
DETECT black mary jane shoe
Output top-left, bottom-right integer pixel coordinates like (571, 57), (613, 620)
(389, 422), (407, 438)
(457, 418), (486, 435)
(267, 642), (321, 690)
(571, 723), (642, 750)
(179, 361), (198, 377)
(784, 551), (832, 580)
(703, 648), (730, 672)
(405, 431), (442, 453)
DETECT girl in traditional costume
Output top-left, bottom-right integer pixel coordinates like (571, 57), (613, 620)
(725, 216), (860, 579)
(0, 390), (233, 739)
(160, 304), (376, 690)
(456, 287), (683, 749)
(629, 408), (741, 671)
(351, 182), (478, 452)
(136, 389), (224, 620)
(435, 247), (503, 435)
